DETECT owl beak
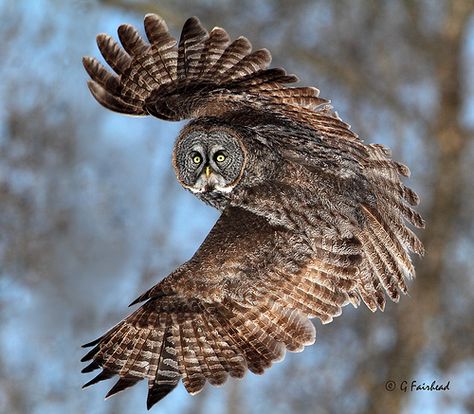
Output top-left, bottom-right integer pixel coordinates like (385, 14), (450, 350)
(205, 165), (212, 178)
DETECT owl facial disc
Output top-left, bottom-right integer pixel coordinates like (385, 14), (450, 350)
(173, 127), (246, 196)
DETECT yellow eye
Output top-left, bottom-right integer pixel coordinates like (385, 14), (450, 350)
(192, 154), (202, 164)
(215, 153), (226, 163)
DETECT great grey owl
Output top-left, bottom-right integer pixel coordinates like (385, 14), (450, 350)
(81, 14), (424, 409)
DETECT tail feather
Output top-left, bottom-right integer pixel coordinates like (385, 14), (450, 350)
(187, 318), (213, 382)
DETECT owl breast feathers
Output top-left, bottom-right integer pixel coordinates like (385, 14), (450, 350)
(82, 14), (424, 409)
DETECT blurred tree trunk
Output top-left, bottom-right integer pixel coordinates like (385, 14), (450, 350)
(366, 2), (474, 413)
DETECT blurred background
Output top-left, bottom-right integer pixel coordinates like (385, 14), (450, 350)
(0, 0), (473, 413)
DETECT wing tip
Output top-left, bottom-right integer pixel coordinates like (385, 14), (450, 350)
(95, 32), (108, 41)
(129, 297), (141, 307)
(81, 336), (102, 348)
(82, 369), (114, 389)
(144, 12), (161, 21)
(184, 16), (201, 26)
(105, 377), (141, 399)
(81, 360), (101, 373)
(146, 382), (180, 410)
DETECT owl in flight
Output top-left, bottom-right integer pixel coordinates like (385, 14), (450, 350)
(81, 14), (424, 409)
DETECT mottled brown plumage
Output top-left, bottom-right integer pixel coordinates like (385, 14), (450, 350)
(82, 14), (424, 409)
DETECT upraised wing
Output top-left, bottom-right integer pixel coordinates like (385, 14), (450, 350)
(82, 14), (333, 122)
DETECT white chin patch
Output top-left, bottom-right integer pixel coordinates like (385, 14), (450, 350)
(214, 184), (235, 193)
(188, 184), (235, 194)
(189, 174), (236, 194)
(189, 183), (235, 194)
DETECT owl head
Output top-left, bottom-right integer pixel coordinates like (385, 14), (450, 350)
(173, 122), (247, 196)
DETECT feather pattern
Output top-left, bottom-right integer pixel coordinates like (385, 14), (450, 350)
(82, 14), (424, 409)
(83, 14), (333, 122)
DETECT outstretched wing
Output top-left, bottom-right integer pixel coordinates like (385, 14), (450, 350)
(82, 14), (332, 122)
(81, 207), (365, 409)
